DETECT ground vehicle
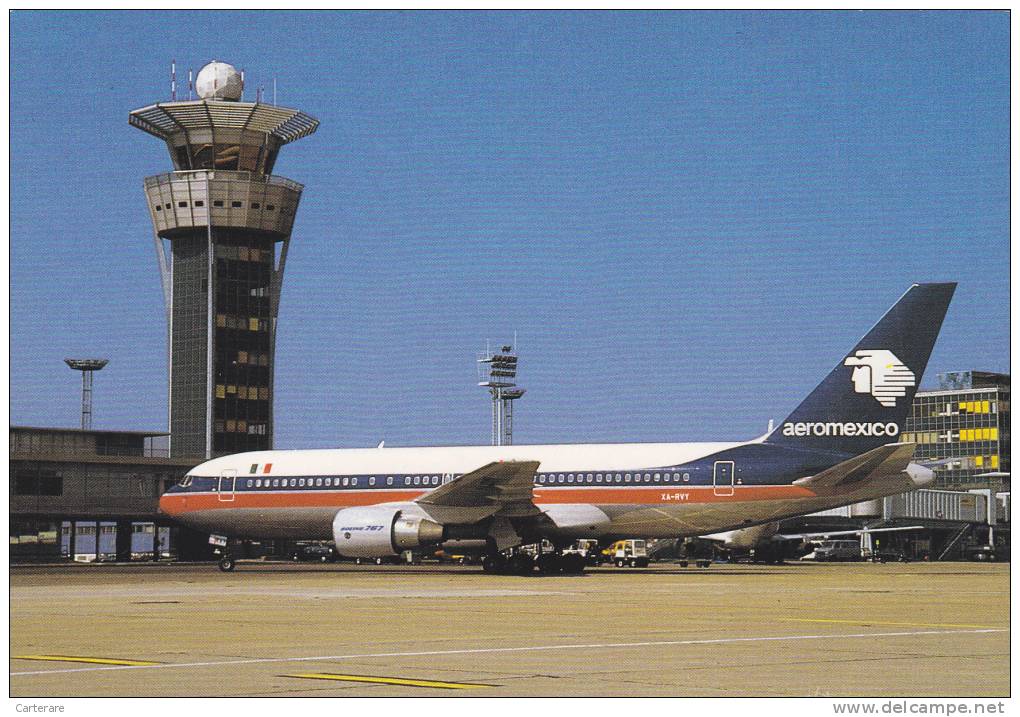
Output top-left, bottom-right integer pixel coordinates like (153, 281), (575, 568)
(964, 544), (997, 562)
(563, 539), (601, 565)
(802, 539), (861, 562)
(602, 539), (649, 567)
(289, 542), (337, 562)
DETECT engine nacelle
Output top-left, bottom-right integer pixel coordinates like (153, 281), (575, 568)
(332, 504), (444, 558)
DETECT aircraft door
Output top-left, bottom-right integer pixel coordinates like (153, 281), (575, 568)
(217, 469), (237, 502)
(713, 461), (735, 497)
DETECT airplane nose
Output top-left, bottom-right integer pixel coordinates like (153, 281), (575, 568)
(907, 462), (935, 487)
(158, 490), (178, 516)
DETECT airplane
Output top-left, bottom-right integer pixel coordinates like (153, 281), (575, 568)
(159, 282), (956, 574)
(688, 523), (926, 565)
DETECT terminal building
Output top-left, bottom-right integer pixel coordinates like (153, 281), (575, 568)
(903, 371), (1010, 492)
(9, 426), (202, 561)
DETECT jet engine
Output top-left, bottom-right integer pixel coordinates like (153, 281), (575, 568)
(332, 504), (445, 558)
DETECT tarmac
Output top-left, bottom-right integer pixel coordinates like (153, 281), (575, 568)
(9, 561), (1009, 697)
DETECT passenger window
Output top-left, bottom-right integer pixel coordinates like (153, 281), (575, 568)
(644, 473), (651, 482)
(567, 474), (574, 483)
(596, 474), (603, 483)
(615, 474), (622, 483)
(342, 477), (349, 487)
(683, 473), (690, 482)
(654, 473), (661, 482)
(246, 480), (253, 488)
(404, 477), (411, 485)
(538, 475), (545, 483)
(352, 477), (358, 486)
(369, 477), (376, 486)
(299, 478), (306, 487)
(433, 476), (439, 485)
(387, 477), (394, 486)
(272, 479), (279, 487)
(315, 478), (322, 487)
(325, 478), (332, 487)
(625, 474), (632, 482)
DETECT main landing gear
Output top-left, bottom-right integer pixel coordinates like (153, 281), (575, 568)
(481, 547), (586, 576)
(218, 556), (236, 572)
(678, 559), (712, 568)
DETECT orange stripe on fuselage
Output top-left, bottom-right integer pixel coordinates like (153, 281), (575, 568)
(158, 485), (816, 516)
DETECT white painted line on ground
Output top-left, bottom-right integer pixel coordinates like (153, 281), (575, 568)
(10, 628), (1007, 678)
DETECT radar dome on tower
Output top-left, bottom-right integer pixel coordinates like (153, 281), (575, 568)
(195, 61), (243, 101)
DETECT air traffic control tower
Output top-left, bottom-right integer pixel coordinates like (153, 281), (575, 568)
(130, 61), (318, 459)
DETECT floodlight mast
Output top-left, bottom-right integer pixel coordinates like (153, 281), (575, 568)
(64, 359), (109, 431)
(478, 342), (525, 446)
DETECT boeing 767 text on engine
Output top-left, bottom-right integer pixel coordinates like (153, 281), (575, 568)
(160, 283), (955, 574)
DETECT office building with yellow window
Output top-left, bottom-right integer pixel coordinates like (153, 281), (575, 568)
(903, 371), (1010, 491)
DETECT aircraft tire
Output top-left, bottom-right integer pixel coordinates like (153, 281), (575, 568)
(511, 553), (535, 576)
(561, 553), (586, 575)
(615, 559), (625, 568)
(536, 553), (561, 574)
(218, 557), (235, 572)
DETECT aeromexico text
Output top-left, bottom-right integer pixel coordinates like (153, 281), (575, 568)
(781, 422), (900, 437)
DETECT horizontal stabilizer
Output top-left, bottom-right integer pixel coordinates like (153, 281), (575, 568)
(774, 525), (926, 541)
(792, 442), (916, 489)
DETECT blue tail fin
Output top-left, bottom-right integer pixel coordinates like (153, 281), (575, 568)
(767, 283), (956, 457)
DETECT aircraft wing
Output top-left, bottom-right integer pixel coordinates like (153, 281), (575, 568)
(415, 460), (542, 525)
(792, 442), (916, 489)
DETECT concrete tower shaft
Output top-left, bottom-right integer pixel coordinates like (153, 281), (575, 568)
(130, 77), (318, 460)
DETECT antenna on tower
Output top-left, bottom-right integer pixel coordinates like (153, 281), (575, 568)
(240, 68), (245, 101)
(188, 68), (193, 100)
(171, 59), (176, 101)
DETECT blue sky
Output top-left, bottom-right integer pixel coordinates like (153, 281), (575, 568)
(10, 11), (1009, 448)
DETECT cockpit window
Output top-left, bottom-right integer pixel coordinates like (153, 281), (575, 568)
(177, 475), (193, 487)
